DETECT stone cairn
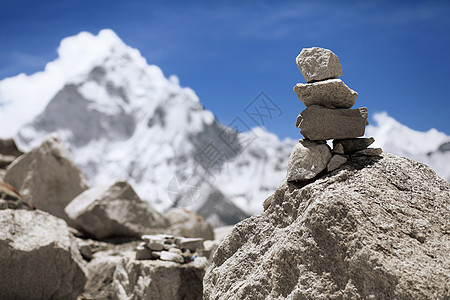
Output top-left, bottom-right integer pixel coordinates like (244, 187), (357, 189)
(135, 234), (206, 263)
(287, 47), (382, 181)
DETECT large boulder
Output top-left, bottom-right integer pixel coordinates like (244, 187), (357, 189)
(297, 105), (368, 140)
(0, 209), (87, 299)
(294, 79), (357, 109)
(83, 250), (208, 299)
(65, 180), (168, 239)
(4, 135), (88, 220)
(296, 47), (343, 83)
(204, 154), (450, 299)
(166, 208), (215, 240)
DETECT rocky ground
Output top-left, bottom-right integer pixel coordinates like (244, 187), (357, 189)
(0, 136), (224, 299)
(203, 154), (450, 299)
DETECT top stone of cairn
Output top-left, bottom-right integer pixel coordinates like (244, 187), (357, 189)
(296, 47), (343, 83)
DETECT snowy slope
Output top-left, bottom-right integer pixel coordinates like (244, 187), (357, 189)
(0, 30), (293, 225)
(366, 112), (450, 181)
(0, 30), (448, 225)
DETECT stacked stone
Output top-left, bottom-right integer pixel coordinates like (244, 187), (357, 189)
(135, 234), (205, 263)
(287, 47), (382, 181)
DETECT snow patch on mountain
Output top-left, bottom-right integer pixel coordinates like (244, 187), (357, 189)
(367, 112), (450, 181)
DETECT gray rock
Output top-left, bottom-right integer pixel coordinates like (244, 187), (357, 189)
(135, 242), (153, 260)
(333, 137), (375, 153)
(0, 209), (87, 299)
(332, 143), (345, 155)
(160, 250), (185, 263)
(203, 154), (450, 299)
(0, 138), (23, 157)
(65, 181), (168, 239)
(296, 47), (343, 83)
(294, 79), (357, 108)
(4, 135), (88, 220)
(83, 251), (208, 299)
(297, 105), (368, 140)
(176, 237), (204, 251)
(142, 235), (166, 251)
(327, 154), (348, 172)
(286, 140), (332, 181)
(166, 208), (215, 240)
(353, 148), (383, 157)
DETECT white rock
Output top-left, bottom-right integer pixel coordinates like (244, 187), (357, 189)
(296, 47), (343, 83)
(286, 140), (332, 181)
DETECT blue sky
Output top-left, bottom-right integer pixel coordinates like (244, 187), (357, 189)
(1, 0), (449, 139)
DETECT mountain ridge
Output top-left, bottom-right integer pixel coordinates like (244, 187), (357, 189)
(0, 29), (449, 222)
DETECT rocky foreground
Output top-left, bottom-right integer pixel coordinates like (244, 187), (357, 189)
(0, 136), (222, 299)
(203, 154), (450, 299)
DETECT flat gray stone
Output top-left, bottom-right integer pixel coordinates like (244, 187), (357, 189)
(353, 148), (383, 157)
(297, 105), (368, 141)
(294, 79), (357, 108)
(332, 143), (345, 155)
(296, 47), (343, 83)
(5, 135), (88, 221)
(176, 237), (204, 251)
(160, 251), (184, 263)
(327, 154), (348, 172)
(286, 140), (332, 181)
(65, 181), (168, 239)
(333, 137), (375, 153)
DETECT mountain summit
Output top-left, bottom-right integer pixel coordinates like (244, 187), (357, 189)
(0, 30), (293, 224)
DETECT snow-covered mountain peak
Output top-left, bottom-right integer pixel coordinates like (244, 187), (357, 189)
(367, 112), (450, 155)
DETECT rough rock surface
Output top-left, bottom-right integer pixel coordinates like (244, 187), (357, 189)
(297, 105), (368, 140)
(65, 180), (168, 239)
(4, 135), (88, 220)
(0, 138), (23, 157)
(334, 137), (375, 153)
(166, 208), (215, 240)
(294, 79), (357, 109)
(353, 148), (383, 157)
(327, 154), (348, 172)
(83, 250), (208, 300)
(286, 140), (332, 181)
(0, 209), (87, 299)
(296, 47), (343, 83)
(204, 154), (450, 299)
